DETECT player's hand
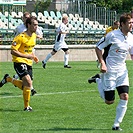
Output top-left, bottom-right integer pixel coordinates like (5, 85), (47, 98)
(100, 62), (107, 73)
(34, 56), (39, 63)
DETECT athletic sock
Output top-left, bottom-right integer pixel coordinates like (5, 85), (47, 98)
(64, 54), (69, 65)
(7, 77), (23, 90)
(96, 78), (105, 100)
(43, 53), (52, 64)
(113, 99), (128, 127)
(31, 86), (34, 90)
(23, 86), (31, 108)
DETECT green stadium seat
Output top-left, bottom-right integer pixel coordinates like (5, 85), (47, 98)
(50, 11), (58, 20)
(44, 11), (50, 18)
(56, 11), (62, 20)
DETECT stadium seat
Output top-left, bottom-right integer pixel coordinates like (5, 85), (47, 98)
(38, 12), (43, 17)
(4, 11), (9, 17)
(50, 11), (58, 20)
(31, 12), (37, 17)
(38, 15), (46, 22)
(11, 11), (18, 18)
(68, 13), (74, 20)
(18, 12), (23, 18)
(75, 13), (80, 19)
(44, 11), (50, 18)
(37, 12), (46, 22)
(0, 15), (6, 22)
(56, 11), (62, 20)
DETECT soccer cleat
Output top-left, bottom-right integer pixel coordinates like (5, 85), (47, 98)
(31, 89), (37, 96)
(0, 74), (9, 87)
(24, 106), (32, 111)
(64, 65), (71, 68)
(112, 126), (122, 131)
(88, 74), (100, 84)
(42, 61), (46, 69)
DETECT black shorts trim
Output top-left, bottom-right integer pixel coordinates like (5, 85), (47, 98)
(105, 90), (115, 101)
(105, 85), (129, 101)
(53, 48), (57, 53)
(53, 48), (69, 52)
(61, 48), (69, 52)
(116, 85), (129, 95)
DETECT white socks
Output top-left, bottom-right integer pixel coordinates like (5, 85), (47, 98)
(43, 53), (52, 64)
(113, 99), (128, 127)
(64, 54), (69, 66)
(96, 78), (105, 100)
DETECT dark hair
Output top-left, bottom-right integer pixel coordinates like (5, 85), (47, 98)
(113, 20), (119, 25)
(120, 13), (132, 27)
(25, 16), (37, 28)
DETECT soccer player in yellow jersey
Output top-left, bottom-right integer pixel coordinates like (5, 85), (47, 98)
(0, 16), (39, 111)
(105, 20), (120, 35)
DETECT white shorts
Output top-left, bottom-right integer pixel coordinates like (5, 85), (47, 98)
(101, 70), (129, 91)
(54, 41), (68, 51)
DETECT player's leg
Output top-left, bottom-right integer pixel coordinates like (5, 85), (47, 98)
(96, 77), (105, 100)
(14, 63), (33, 111)
(88, 73), (105, 99)
(0, 74), (23, 89)
(62, 48), (71, 68)
(13, 73), (19, 79)
(42, 49), (57, 69)
(22, 74), (32, 111)
(28, 66), (37, 96)
(112, 86), (128, 131)
(112, 70), (129, 131)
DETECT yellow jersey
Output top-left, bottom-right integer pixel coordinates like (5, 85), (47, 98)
(11, 32), (36, 66)
(105, 26), (118, 35)
(105, 26), (113, 35)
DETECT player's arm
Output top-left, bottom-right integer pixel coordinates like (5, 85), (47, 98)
(95, 32), (112, 73)
(95, 47), (107, 73)
(11, 49), (35, 60)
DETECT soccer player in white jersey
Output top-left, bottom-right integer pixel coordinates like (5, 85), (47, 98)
(42, 16), (71, 69)
(88, 13), (133, 131)
(15, 12), (43, 39)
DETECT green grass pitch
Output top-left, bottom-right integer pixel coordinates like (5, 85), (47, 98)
(0, 61), (133, 133)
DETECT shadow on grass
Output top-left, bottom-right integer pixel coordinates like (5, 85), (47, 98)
(0, 92), (13, 96)
(35, 127), (110, 131)
(0, 108), (21, 112)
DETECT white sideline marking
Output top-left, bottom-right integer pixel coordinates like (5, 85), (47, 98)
(0, 90), (96, 99)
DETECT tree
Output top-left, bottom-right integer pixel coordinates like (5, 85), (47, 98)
(35, 0), (51, 13)
(91, 0), (133, 13)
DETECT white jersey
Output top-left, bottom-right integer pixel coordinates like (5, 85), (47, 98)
(15, 24), (43, 37)
(53, 22), (68, 51)
(15, 24), (26, 36)
(55, 23), (67, 43)
(97, 29), (133, 72)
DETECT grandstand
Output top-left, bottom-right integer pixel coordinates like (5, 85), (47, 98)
(0, 0), (117, 45)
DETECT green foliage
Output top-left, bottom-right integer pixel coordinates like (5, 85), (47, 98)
(0, 61), (133, 133)
(35, 0), (51, 13)
(91, 0), (133, 13)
